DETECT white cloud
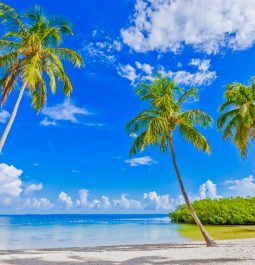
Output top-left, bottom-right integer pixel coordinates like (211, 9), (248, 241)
(135, 61), (153, 75)
(101, 195), (111, 209)
(199, 180), (221, 199)
(76, 189), (102, 209)
(84, 38), (122, 63)
(76, 189), (90, 207)
(95, 40), (122, 52)
(84, 122), (104, 127)
(117, 64), (138, 84)
(27, 198), (54, 210)
(125, 156), (156, 167)
(0, 163), (23, 197)
(224, 175), (255, 196)
(0, 110), (10, 124)
(118, 59), (216, 86)
(24, 183), (43, 194)
(160, 59), (216, 86)
(122, 0), (255, 54)
(76, 189), (111, 209)
(0, 163), (55, 212)
(58, 192), (73, 209)
(113, 194), (142, 209)
(143, 191), (174, 210)
(42, 100), (90, 123)
(40, 118), (57, 127)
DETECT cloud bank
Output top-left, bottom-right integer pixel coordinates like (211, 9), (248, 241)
(1, 163), (255, 213)
(122, 0), (255, 54)
(118, 59), (216, 86)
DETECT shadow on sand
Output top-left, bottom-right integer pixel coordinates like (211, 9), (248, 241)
(2, 256), (249, 265)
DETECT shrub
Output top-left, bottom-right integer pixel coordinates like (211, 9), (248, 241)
(169, 197), (255, 225)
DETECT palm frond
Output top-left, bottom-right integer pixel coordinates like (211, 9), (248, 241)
(218, 80), (255, 157)
(0, 39), (20, 52)
(31, 79), (47, 111)
(178, 87), (198, 104)
(47, 54), (73, 96)
(179, 123), (211, 153)
(45, 48), (83, 67)
(218, 100), (234, 112)
(40, 26), (62, 45)
(0, 2), (26, 32)
(49, 16), (73, 36)
(217, 108), (239, 129)
(126, 110), (158, 133)
(222, 115), (239, 140)
(44, 60), (56, 94)
(181, 109), (213, 128)
(23, 53), (42, 90)
(130, 131), (147, 156)
(0, 51), (18, 68)
(234, 120), (250, 158)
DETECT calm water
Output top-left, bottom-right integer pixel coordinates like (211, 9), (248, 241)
(1, 215), (254, 250)
(0, 214), (190, 250)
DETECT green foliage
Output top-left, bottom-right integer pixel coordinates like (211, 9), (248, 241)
(127, 74), (213, 155)
(0, 2), (83, 110)
(170, 197), (255, 225)
(218, 80), (255, 158)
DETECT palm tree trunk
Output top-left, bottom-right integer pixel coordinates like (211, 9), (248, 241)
(168, 133), (217, 247)
(0, 83), (27, 153)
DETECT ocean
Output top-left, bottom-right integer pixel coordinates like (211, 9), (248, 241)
(0, 214), (190, 250)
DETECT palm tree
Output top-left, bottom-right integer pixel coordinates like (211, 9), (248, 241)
(0, 3), (83, 152)
(218, 80), (255, 158)
(127, 75), (217, 247)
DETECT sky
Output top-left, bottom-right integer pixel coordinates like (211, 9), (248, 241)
(1, 0), (255, 214)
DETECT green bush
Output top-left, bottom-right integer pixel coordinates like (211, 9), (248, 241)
(169, 197), (255, 225)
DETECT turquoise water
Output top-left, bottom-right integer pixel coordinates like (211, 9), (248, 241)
(0, 214), (190, 249)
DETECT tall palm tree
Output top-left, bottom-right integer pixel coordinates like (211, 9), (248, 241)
(0, 3), (83, 152)
(127, 75), (217, 247)
(218, 80), (255, 158)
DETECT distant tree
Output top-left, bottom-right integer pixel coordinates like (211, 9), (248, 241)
(127, 74), (217, 247)
(0, 3), (83, 152)
(218, 80), (255, 157)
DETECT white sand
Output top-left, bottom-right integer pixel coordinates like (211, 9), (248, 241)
(0, 238), (254, 264)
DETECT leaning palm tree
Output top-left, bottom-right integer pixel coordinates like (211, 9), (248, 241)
(218, 80), (255, 158)
(0, 3), (83, 152)
(127, 75), (217, 247)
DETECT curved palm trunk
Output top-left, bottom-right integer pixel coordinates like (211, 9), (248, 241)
(0, 83), (27, 153)
(168, 133), (217, 247)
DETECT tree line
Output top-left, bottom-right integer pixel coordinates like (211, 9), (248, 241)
(170, 197), (255, 225)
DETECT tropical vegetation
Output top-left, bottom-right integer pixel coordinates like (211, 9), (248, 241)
(127, 74), (217, 247)
(218, 80), (255, 158)
(0, 2), (83, 152)
(170, 197), (255, 225)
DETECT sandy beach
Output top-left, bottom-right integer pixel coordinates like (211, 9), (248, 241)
(0, 238), (254, 265)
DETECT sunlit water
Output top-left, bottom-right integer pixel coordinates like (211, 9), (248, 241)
(0, 214), (190, 250)
(1, 215), (254, 250)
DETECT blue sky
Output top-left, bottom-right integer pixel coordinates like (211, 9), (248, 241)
(1, 0), (255, 213)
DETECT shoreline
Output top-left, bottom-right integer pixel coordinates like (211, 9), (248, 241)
(0, 238), (254, 265)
